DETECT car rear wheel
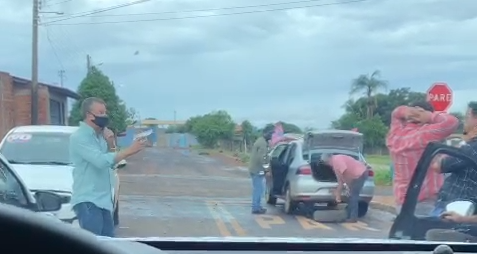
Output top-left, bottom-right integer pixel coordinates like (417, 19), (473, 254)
(113, 203), (119, 226)
(358, 201), (369, 218)
(283, 186), (297, 214)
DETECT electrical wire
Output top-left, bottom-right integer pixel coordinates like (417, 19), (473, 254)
(43, 0), (351, 19)
(44, 26), (65, 71)
(42, 0), (152, 24)
(43, 0), (367, 26)
(43, 0), (73, 8)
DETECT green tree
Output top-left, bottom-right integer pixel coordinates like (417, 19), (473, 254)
(262, 121), (302, 134)
(342, 88), (426, 127)
(241, 120), (254, 145)
(356, 116), (388, 152)
(189, 111), (235, 148)
(184, 116), (201, 133)
(350, 70), (388, 119)
(126, 107), (138, 126)
(331, 113), (362, 130)
(69, 67), (128, 133)
(165, 124), (187, 133)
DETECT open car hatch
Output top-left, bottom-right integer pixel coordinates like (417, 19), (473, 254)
(305, 130), (363, 152)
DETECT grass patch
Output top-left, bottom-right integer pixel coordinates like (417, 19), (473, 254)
(366, 154), (391, 166)
(374, 169), (392, 186)
(238, 153), (250, 164)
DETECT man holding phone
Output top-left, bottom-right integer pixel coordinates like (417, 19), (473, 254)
(69, 97), (147, 237)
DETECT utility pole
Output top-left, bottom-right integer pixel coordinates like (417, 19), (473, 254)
(31, 0), (39, 125)
(173, 110), (177, 124)
(58, 70), (65, 87)
(86, 54), (92, 73)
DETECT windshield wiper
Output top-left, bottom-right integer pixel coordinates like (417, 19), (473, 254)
(7, 161), (70, 166)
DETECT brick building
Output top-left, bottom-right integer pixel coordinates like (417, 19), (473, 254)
(0, 71), (79, 138)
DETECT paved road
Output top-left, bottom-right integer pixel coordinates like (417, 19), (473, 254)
(116, 148), (394, 238)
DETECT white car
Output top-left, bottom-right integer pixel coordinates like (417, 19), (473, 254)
(0, 125), (123, 227)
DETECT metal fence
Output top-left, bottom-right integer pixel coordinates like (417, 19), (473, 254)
(164, 133), (198, 148)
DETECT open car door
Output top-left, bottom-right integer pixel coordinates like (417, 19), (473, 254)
(265, 143), (289, 203)
(389, 142), (477, 240)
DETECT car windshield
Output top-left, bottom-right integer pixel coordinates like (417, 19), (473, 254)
(0, 133), (70, 165)
(2, 0), (476, 247)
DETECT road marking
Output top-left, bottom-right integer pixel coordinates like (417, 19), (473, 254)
(255, 215), (286, 229)
(295, 216), (332, 230)
(205, 201), (231, 236)
(341, 221), (380, 231)
(215, 202), (247, 236)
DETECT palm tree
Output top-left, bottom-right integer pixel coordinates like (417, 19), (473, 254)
(350, 70), (388, 119)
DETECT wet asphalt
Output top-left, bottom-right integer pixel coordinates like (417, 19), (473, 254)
(115, 148), (394, 238)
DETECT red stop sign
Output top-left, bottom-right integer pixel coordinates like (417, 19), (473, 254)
(426, 82), (453, 112)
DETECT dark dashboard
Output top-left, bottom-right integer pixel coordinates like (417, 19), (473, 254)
(101, 239), (474, 254)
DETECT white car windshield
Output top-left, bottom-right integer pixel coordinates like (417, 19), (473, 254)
(0, 132), (70, 165)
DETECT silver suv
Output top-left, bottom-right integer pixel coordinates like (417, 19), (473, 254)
(265, 130), (375, 217)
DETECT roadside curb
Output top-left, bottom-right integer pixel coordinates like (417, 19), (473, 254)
(370, 201), (396, 214)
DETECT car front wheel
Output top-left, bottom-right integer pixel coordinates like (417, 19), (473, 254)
(265, 182), (277, 205)
(283, 185), (297, 214)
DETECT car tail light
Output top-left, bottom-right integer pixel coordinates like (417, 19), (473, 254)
(297, 165), (312, 175)
(368, 169), (374, 177)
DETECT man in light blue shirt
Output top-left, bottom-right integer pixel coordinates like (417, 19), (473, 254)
(70, 97), (145, 237)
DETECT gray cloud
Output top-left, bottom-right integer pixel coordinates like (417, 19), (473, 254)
(1, 0), (476, 129)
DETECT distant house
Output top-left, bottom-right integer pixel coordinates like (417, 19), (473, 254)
(0, 71), (79, 138)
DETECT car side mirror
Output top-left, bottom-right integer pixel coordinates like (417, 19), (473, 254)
(446, 200), (475, 217)
(34, 191), (62, 212)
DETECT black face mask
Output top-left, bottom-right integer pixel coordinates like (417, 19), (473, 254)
(90, 113), (109, 128)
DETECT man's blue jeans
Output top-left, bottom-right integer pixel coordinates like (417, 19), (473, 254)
(73, 202), (115, 237)
(347, 171), (368, 220)
(250, 172), (265, 211)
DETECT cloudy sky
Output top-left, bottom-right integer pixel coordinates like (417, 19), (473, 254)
(1, 0), (476, 128)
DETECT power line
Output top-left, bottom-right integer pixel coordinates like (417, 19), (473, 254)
(42, 0), (349, 19)
(42, 0), (152, 24)
(43, 0), (73, 8)
(44, 26), (65, 71)
(44, 0), (367, 26)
